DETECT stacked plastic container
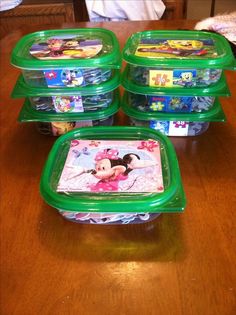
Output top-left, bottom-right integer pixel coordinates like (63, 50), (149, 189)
(121, 30), (236, 136)
(40, 126), (186, 224)
(11, 28), (121, 136)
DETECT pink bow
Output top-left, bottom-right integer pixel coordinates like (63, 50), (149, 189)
(95, 149), (119, 161)
(137, 140), (158, 152)
(71, 140), (80, 147)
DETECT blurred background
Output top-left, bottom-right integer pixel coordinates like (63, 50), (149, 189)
(1, 0), (236, 38)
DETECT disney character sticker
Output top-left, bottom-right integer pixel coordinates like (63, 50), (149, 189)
(52, 96), (84, 113)
(57, 140), (164, 193)
(44, 68), (85, 87)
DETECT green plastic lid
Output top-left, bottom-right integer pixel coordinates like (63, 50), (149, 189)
(18, 90), (120, 122)
(11, 28), (121, 70)
(121, 91), (226, 122)
(122, 30), (236, 69)
(40, 126), (186, 213)
(121, 65), (231, 97)
(12, 70), (120, 98)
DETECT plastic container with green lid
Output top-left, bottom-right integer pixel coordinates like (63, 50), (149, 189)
(11, 28), (121, 88)
(12, 70), (120, 113)
(122, 65), (230, 113)
(122, 30), (236, 88)
(18, 90), (120, 136)
(40, 126), (186, 224)
(122, 91), (226, 136)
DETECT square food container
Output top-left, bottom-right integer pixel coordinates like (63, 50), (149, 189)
(121, 91), (226, 136)
(40, 126), (186, 224)
(122, 30), (236, 88)
(18, 90), (120, 136)
(11, 28), (121, 88)
(12, 69), (120, 113)
(121, 65), (230, 113)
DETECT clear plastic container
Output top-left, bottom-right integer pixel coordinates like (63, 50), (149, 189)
(121, 65), (230, 114)
(18, 90), (120, 136)
(128, 93), (215, 113)
(12, 70), (120, 113)
(121, 91), (226, 136)
(129, 118), (210, 136)
(11, 28), (121, 88)
(40, 126), (186, 224)
(29, 93), (113, 113)
(21, 68), (113, 88)
(128, 66), (222, 88)
(36, 116), (115, 136)
(122, 30), (236, 88)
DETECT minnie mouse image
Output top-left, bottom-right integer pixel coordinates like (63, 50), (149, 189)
(89, 149), (130, 192)
(57, 140), (164, 193)
(89, 149), (157, 192)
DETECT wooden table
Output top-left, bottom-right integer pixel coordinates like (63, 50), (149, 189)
(1, 20), (236, 315)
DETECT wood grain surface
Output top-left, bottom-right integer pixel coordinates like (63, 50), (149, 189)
(0, 20), (236, 315)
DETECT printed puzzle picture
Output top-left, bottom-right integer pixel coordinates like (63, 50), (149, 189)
(57, 140), (164, 193)
(135, 39), (217, 59)
(30, 35), (103, 60)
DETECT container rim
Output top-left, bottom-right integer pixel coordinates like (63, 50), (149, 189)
(11, 28), (122, 69)
(122, 30), (236, 69)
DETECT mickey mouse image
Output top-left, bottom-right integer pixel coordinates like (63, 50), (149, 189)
(89, 148), (157, 192)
